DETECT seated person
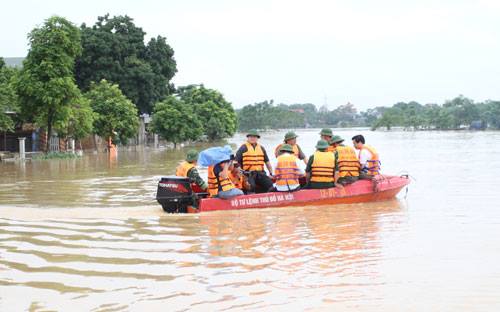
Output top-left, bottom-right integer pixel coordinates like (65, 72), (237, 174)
(274, 144), (303, 192)
(207, 159), (244, 199)
(175, 149), (208, 191)
(229, 162), (251, 192)
(274, 131), (308, 165)
(352, 134), (381, 179)
(305, 140), (338, 189)
(236, 129), (274, 192)
(330, 135), (360, 185)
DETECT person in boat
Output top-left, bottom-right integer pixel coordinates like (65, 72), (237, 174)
(352, 134), (381, 179)
(229, 162), (249, 192)
(175, 149), (208, 191)
(274, 144), (304, 192)
(319, 128), (336, 152)
(305, 139), (338, 189)
(330, 135), (361, 185)
(207, 158), (244, 199)
(274, 131), (308, 165)
(235, 129), (274, 192)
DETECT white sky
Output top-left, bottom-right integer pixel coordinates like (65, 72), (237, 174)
(1, 0), (500, 110)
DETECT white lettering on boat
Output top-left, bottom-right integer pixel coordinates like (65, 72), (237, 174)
(229, 193), (295, 208)
(159, 183), (179, 189)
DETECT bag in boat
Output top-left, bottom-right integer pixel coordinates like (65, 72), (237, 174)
(198, 145), (232, 167)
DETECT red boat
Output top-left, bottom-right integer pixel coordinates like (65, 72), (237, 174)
(156, 175), (410, 213)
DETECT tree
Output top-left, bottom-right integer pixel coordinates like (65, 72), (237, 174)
(482, 100), (500, 129)
(16, 16), (82, 151)
(443, 95), (479, 128)
(54, 96), (94, 148)
(180, 86), (237, 140)
(0, 58), (19, 132)
(75, 15), (177, 114)
(85, 80), (139, 144)
(150, 96), (203, 147)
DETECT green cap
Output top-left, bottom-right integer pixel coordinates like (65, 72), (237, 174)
(320, 128), (333, 137)
(315, 139), (329, 150)
(279, 144), (294, 153)
(186, 149), (199, 162)
(330, 135), (344, 144)
(284, 131), (297, 142)
(246, 129), (260, 138)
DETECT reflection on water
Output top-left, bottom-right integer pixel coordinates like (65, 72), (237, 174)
(1, 129), (500, 310)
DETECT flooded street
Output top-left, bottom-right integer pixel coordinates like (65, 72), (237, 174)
(1, 129), (500, 311)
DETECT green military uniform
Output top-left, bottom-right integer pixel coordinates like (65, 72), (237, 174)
(305, 140), (338, 189)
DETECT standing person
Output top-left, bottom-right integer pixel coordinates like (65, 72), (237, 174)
(207, 159), (244, 199)
(305, 140), (338, 189)
(352, 134), (381, 178)
(319, 128), (335, 152)
(331, 135), (360, 185)
(274, 131), (308, 165)
(274, 144), (303, 192)
(235, 130), (274, 192)
(175, 149), (208, 191)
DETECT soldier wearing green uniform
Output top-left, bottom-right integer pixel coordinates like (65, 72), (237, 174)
(175, 150), (208, 190)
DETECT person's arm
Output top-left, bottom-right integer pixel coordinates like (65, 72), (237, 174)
(261, 146), (273, 175)
(188, 168), (208, 190)
(333, 152), (340, 184)
(266, 161), (273, 176)
(235, 145), (246, 167)
(305, 156), (313, 182)
(297, 145), (308, 165)
(274, 144), (281, 158)
(220, 161), (230, 179)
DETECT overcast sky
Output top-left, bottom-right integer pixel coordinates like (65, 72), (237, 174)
(1, 0), (499, 110)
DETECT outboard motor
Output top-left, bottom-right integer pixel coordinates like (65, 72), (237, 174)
(156, 176), (194, 213)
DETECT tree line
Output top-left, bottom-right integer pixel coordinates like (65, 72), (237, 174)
(0, 15), (237, 151)
(237, 96), (500, 131)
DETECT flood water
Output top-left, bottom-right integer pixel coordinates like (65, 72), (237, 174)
(1, 129), (500, 311)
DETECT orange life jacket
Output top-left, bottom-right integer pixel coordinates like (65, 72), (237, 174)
(327, 145), (335, 153)
(335, 145), (360, 178)
(359, 145), (380, 175)
(229, 171), (244, 189)
(274, 143), (301, 158)
(310, 151), (336, 183)
(207, 164), (236, 197)
(275, 153), (301, 187)
(175, 161), (195, 177)
(242, 142), (265, 171)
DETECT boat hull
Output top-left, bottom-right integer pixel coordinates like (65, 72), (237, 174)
(196, 175), (409, 213)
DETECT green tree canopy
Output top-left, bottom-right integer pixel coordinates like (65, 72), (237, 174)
(0, 58), (19, 132)
(180, 85), (237, 140)
(75, 14), (177, 114)
(15, 16), (82, 151)
(150, 96), (203, 147)
(54, 96), (94, 144)
(85, 79), (139, 144)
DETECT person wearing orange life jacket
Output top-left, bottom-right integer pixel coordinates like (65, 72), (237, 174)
(274, 131), (308, 165)
(229, 162), (249, 191)
(319, 128), (336, 152)
(305, 139), (339, 189)
(175, 150), (208, 190)
(330, 135), (361, 185)
(235, 129), (274, 192)
(352, 134), (381, 178)
(207, 158), (244, 199)
(274, 144), (304, 192)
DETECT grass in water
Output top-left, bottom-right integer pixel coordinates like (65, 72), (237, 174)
(32, 152), (81, 160)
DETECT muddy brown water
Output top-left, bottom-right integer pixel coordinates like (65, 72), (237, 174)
(1, 129), (500, 311)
